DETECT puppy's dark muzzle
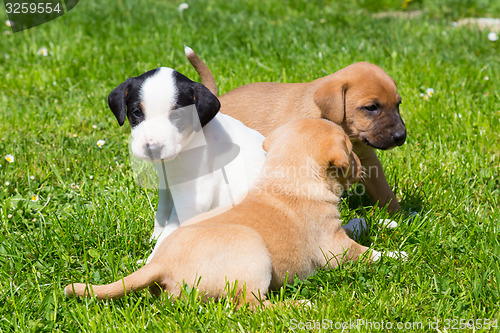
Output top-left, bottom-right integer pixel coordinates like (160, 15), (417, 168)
(364, 122), (407, 150)
(392, 128), (406, 146)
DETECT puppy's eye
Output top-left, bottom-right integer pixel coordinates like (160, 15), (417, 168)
(132, 109), (143, 117)
(364, 104), (378, 112)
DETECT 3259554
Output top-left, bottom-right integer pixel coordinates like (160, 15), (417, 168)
(5, 2), (62, 14)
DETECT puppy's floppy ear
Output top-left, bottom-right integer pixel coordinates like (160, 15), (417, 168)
(323, 136), (350, 172)
(108, 79), (132, 126)
(328, 148), (350, 171)
(193, 82), (220, 127)
(313, 79), (348, 125)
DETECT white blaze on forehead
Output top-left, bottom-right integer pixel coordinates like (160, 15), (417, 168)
(140, 67), (178, 119)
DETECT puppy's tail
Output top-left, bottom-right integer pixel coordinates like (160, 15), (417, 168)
(185, 46), (218, 96)
(64, 263), (162, 300)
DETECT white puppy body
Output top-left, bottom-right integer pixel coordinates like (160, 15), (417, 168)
(107, 67), (265, 262)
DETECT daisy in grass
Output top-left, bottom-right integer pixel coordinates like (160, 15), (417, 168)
(31, 194), (39, 202)
(421, 88), (434, 100)
(37, 47), (48, 56)
(178, 3), (189, 12)
(488, 32), (498, 42)
(5, 154), (14, 163)
(97, 139), (105, 148)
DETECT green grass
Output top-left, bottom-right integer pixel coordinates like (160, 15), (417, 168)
(1, 0), (499, 331)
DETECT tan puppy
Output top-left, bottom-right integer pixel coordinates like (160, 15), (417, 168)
(65, 119), (398, 305)
(186, 48), (406, 213)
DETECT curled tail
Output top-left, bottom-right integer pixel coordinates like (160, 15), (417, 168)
(185, 46), (218, 96)
(64, 263), (162, 300)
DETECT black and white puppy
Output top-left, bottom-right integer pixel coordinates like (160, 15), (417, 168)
(108, 67), (266, 261)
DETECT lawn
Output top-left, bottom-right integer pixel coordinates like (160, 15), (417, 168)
(1, 0), (499, 331)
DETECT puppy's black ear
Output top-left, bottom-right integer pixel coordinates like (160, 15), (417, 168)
(108, 79), (131, 126)
(193, 82), (220, 127)
(314, 80), (348, 125)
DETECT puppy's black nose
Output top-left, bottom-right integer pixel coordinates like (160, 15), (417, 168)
(392, 130), (406, 146)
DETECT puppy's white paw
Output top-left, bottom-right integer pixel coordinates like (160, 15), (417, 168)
(385, 250), (408, 260)
(379, 219), (398, 229)
(371, 250), (382, 261)
(371, 250), (408, 261)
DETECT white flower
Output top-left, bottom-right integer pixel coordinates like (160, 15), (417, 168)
(488, 32), (499, 42)
(70, 183), (79, 189)
(30, 176), (35, 180)
(37, 47), (48, 56)
(97, 139), (105, 148)
(178, 3), (189, 12)
(31, 194), (39, 202)
(318, 51), (322, 59)
(5, 181), (10, 186)
(89, 175), (94, 179)
(92, 125), (97, 129)
(5, 20), (14, 27)
(426, 88), (434, 97)
(5, 154), (14, 163)
(484, 76), (489, 81)
(7, 214), (12, 218)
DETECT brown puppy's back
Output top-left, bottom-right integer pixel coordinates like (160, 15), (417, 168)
(220, 82), (318, 136)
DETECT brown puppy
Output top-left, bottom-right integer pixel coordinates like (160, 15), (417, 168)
(186, 48), (406, 213)
(65, 119), (397, 305)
